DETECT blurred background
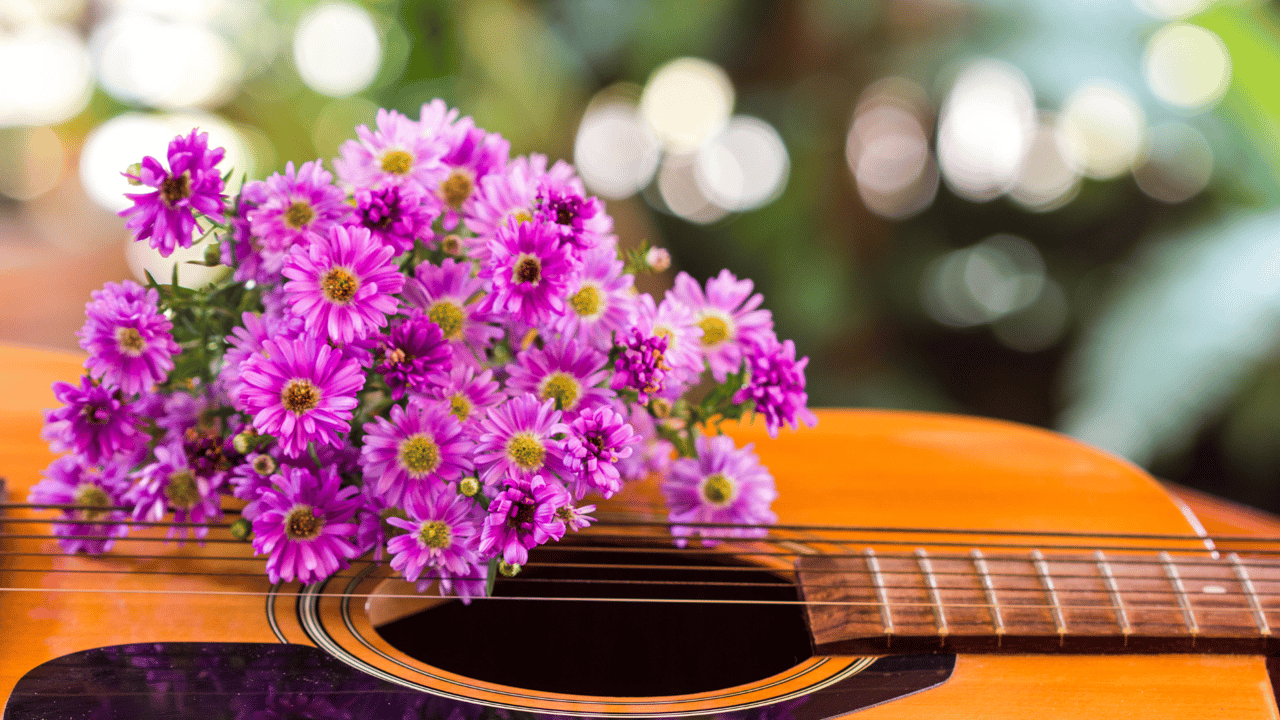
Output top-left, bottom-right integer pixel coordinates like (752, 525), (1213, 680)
(3, 0), (1280, 511)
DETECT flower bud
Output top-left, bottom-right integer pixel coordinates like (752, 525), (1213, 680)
(233, 428), (258, 454)
(650, 398), (672, 418)
(458, 477), (481, 497)
(251, 453), (277, 476)
(124, 163), (143, 186)
(498, 561), (522, 577)
(229, 517), (253, 541)
(645, 247), (671, 272)
(440, 234), (462, 255)
(204, 241), (222, 267)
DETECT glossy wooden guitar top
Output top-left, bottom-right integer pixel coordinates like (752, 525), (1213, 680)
(1, 344), (1277, 718)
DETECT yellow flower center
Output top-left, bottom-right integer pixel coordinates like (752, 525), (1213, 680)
(73, 483), (111, 522)
(440, 169), (474, 208)
(512, 209), (533, 224)
(539, 372), (581, 411)
(284, 201), (315, 229)
(700, 473), (735, 507)
(285, 505), (324, 540)
(506, 432), (546, 472)
(698, 316), (731, 347)
(380, 150), (414, 175)
(569, 285), (601, 318)
(322, 267), (359, 304)
(397, 434), (442, 476)
(419, 520), (452, 549)
(281, 379), (321, 415)
(115, 327), (146, 357)
(428, 300), (464, 339)
(251, 454), (277, 476)
(164, 470), (199, 510)
(449, 393), (472, 422)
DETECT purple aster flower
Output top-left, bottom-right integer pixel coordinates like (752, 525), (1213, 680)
(733, 336), (819, 438)
(29, 454), (131, 554)
(554, 242), (638, 352)
(250, 464), (362, 585)
(478, 474), (566, 566)
(374, 310), (452, 400)
(418, 99), (510, 230)
(532, 178), (612, 253)
(478, 217), (579, 328)
(218, 311), (305, 406)
(354, 487), (406, 561)
(563, 405), (640, 499)
(120, 129), (226, 257)
(335, 108), (447, 194)
(473, 395), (571, 486)
(386, 483), (483, 591)
(236, 334), (366, 458)
(545, 480), (596, 531)
(77, 280), (180, 396)
(152, 389), (207, 445)
(43, 377), (146, 464)
(404, 258), (503, 368)
(609, 329), (670, 405)
(669, 269), (775, 383)
(282, 224), (405, 345)
(349, 183), (439, 255)
(182, 427), (234, 483)
(661, 434), (778, 546)
(126, 443), (225, 540)
(505, 338), (614, 419)
(427, 364), (504, 430)
(221, 187), (275, 284)
(359, 397), (474, 506)
(465, 154), (578, 252)
(245, 160), (351, 274)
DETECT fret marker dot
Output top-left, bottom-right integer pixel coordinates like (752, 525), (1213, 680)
(1201, 585), (1226, 594)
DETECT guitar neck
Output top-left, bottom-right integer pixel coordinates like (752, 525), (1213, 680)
(799, 547), (1280, 654)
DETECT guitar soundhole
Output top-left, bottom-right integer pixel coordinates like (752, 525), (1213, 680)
(371, 544), (814, 697)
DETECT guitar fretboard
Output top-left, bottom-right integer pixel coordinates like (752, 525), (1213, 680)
(798, 548), (1280, 654)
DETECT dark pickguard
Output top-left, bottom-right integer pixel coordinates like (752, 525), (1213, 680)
(4, 643), (953, 720)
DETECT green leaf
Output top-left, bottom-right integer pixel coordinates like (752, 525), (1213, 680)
(485, 557), (499, 597)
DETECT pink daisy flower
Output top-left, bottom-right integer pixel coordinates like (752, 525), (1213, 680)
(126, 443), (225, 540)
(334, 108), (447, 193)
(733, 335), (819, 438)
(418, 99), (510, 230)
(349, 183), (439, 255)
(359, 397), (474, 506)
(245, 160), (351, 274)
(29, 454), (132, 554)
(563, 405), (640, 499)
(638, 293), (704, 397)
(478, 473), (567, 566)
(282, 225), (405, 345)
(427, 364), (504, 431)
(250, 464), (362, 585)
(662, 434), (778, 546)
(473, 395), (571, 486)
(43, 377), (146, 464)
(374, 310), (452, 400)
(120, 129), (226, 257)
(78, 280), (180, 397)
(464, 154), (577, 257)
(404, 257), (503, 367)
(386, 483), (483, 592)
(669, 269), (775, 382)
(478, 217), (579, 328)
(532, 176), (612, 253)
(505, 338), (614, 419)
(236, 334), (366, 458)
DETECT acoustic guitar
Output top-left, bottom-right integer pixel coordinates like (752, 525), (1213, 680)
(3, 343), (1279, 719)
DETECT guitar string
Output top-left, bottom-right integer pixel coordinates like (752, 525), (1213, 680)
(9, 501), (1280, 544)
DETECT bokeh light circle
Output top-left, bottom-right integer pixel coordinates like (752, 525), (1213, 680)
(657, 153), (729, 224)
(1133, 121), (1214, 203)
(1057, 81), (1145, 180)
(574, 100), (661, 200)
(936, 59), (1037, 202)
(639, 57), (735, 154)
(1143, 23), (1231, 110)
(694, 115), (789, 211)
(95, 13), (242, 110)
(293, 2), (382, 98)
(1009, 120), (1082, 212)
(0, 23), (93, 127)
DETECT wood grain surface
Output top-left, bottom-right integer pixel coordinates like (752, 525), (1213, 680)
(2, 344), (1278, 718)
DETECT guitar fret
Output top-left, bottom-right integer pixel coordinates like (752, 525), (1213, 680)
(1094, 550), (1131, 638)
(1159, 551), (1198, 637)
(1229, 552), (1270, 636)
(970, 549), (1004, 636)
(1031, 549), (1067, 637)
(914, 548), (948, 638)
(863, 548), (894, 638)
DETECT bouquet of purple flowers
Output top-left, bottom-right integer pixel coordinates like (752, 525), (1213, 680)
(34, 100), (817, 600)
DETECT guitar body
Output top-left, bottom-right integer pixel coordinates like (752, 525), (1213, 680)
(1, 344), (1277, 719)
